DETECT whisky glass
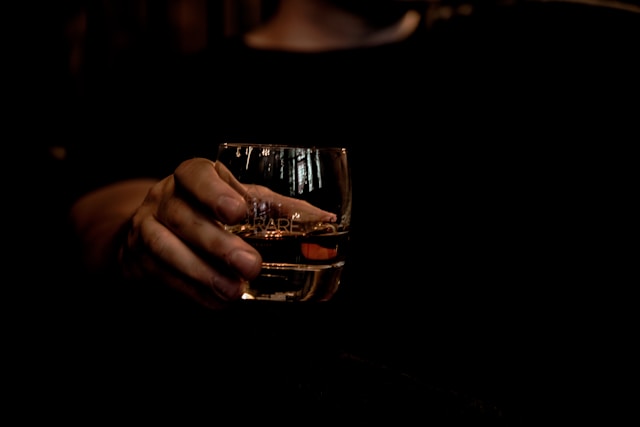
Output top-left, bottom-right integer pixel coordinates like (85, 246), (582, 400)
(215, 143), (352, 302)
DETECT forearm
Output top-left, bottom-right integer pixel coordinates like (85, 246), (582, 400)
(69, 178), (158, 274)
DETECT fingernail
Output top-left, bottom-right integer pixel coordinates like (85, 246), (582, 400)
(229, 249), (261, 279)
(218, 195), (245, 223)
(219, 195), (243, 211)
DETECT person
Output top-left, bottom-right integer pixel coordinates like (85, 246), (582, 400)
(60, 0), (534, 310)
(60, 0), (639, 318)
(63, 0), (443, 310)
(35, 0), (639, 423)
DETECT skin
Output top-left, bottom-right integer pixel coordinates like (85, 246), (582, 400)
(245, 0), (421, 52)
(70, 159), (262, 309)
(69, 0), (419, 309)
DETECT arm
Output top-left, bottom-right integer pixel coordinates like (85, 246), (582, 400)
(69, 178), (158, 274)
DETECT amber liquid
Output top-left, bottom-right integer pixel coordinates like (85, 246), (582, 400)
(237, 231), (349, 302)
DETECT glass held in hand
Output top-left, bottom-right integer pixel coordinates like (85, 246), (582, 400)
(215, 143), (352, 303)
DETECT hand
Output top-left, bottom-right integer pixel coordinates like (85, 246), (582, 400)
(119, 157), (263, 309)
(215, 162), (338, 223)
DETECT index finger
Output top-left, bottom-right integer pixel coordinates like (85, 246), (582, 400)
(173, 157), (247, 225)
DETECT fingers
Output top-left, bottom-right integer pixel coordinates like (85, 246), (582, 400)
(151, 164), (263, 281)
(155, 196), (263, 282)
(120, 235), (241, 310)
(136, 214), (250, 301)
(121, 158), (263, 308)
(174, 158), (248, 225)
(246, 184), (338, 223)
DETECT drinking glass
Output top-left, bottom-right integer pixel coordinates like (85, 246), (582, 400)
(215, 143), (352, 302)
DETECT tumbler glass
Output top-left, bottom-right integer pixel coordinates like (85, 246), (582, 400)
(215, 143), (352, 302)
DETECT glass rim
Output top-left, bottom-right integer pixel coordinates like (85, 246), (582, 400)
(220, 142), (347, 152)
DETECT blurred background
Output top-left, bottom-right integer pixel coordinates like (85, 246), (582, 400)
(31, 0), (438, 111)
(24, 0), (640, 135)
(22, 0), (640, 189)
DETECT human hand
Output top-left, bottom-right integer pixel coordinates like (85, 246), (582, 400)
(118, 157), (263, 309)
(215, 161), (338, 224)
